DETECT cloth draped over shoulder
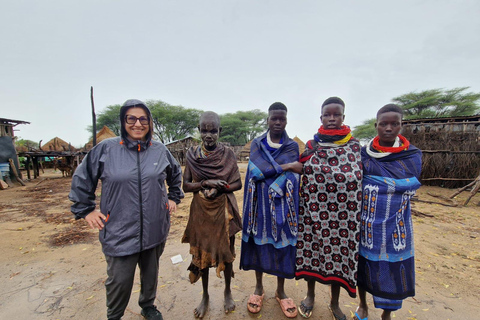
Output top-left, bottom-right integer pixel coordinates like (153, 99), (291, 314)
(181, 143), (242, 282)
(295, 136), (363, 298)
(240, 130), (300, 279)
(358, 139), (422, 307)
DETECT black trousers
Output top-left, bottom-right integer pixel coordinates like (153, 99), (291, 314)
(105, 242), (166, 319)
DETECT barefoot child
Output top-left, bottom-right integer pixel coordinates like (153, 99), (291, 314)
(182, 111), (242, 318)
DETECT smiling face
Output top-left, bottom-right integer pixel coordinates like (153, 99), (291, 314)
(375, 111), (402, 146)
(199, 113), (221, 151)
(321, 103), (345, 130)
(267, 109), (287, 140)
(124, 107), (149, 141)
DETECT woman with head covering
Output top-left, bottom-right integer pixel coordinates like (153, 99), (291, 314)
(354, 104), (422, 320)
(240, 102), (303, 318)
(295, 97), (363, 319)
(69, 99), (184, 320)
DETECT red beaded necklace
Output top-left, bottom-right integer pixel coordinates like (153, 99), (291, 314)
(372, 134), (410, 153)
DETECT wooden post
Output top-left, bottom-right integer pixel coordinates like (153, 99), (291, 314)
(25, 156), (31, 180)
(8, 158), (25, 186)
(463, 174), (480, 206)
(91, 86), (97, 147)
(33, 157), (38, 179)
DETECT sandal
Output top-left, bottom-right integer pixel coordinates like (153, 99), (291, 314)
(299, 299), (313, 318)
(247, 293), (264, 314)
(353, 311), (368, 320)
(275, 293), (298, 318)
(328, 304), (346, 320)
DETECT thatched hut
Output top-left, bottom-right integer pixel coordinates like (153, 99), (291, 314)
(238, 140), (252, 161)
(401, 115), (480, 188)
(84, 126), (117, 150)
(293, 136), (305, 155)
(165, 136), (199, 165)
(42, 137), (76, 152)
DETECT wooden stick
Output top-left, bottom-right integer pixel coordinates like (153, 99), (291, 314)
(464, 180), (480, 206)
(412, 198), (458, 207)
(427, 192), (458, 206)
(423, 178), (475, 181)
(91, 86), (97, 147)
(449, 179), (477, 199)
(8, 158), (25, 186)
(412, 209), (434, 218)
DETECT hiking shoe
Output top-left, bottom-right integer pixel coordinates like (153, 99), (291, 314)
(141, 305), (163, 320)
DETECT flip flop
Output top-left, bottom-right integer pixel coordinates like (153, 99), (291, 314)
(247, 293), (264, 314)
(353, 311), (368, 320)
(275, 294), (298, 318)
(328, 304), (346, 320)
(298, 299), (313, 318)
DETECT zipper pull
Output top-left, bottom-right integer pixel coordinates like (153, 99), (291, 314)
(138, 143), (141, 152)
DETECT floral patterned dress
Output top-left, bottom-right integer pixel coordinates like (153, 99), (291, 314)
(295, 139), (362, 297)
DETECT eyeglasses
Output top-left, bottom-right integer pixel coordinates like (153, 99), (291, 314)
(125, 115), (149, 125)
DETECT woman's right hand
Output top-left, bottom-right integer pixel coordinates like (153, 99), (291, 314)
(85, 209), (107, 230)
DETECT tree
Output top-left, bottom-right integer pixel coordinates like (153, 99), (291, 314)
(220, 110), (268, 145)
(394, 87), (480, 118)
(147, 100), (202, 144)
(353, 87), (480, 139)
(86, 104), (122, 136)
(351, 118), (377, 140)
(15, 138), (39, 150)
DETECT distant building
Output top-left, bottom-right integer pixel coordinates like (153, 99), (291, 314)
(165, 136), (199, 165)
(401, 114), (480, 188)
(0, 117), (30, 138)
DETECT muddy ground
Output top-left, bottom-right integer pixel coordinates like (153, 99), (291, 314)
(0, 166), (479, 320)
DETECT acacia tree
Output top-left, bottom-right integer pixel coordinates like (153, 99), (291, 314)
(394, 87), (480, 118)
(220, 110), (267, 145)
(353, 87), (480, 139)
(147, 100), (202, 144)
(87, 104), (122, 136)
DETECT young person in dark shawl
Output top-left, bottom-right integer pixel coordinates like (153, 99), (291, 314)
(240, 102), (303, 318)
(354, 104), (422, 320)
(181, 111), (243, 318)
(295, 97), (363, 320)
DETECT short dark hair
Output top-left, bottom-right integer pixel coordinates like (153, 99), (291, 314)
(268, 102), (288, 113)
(376, 104), (403, 119)
(321, 97), (345, 110)
(200, 111), (220, 125)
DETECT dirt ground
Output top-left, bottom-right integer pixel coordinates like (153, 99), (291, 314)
(0, 166), (479, 320)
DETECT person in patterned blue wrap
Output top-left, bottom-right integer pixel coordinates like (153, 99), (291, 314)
(240, 102), (302, 318)
(354, 104), (422, 320)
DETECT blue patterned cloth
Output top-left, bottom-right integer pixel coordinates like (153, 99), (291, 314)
(240, 130), (300, 278)
(357, 143), (422, 309)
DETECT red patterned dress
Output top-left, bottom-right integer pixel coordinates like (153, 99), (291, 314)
(295, 138), (363, 297)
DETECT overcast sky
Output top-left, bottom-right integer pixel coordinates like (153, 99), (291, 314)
(2, 0), (479, 147)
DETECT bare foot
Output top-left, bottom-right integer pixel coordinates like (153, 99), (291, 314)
(194, 294), (209, 318)
(224, 289), (235, 313)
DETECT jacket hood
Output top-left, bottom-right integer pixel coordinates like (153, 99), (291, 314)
(119, 99), (154, 143)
